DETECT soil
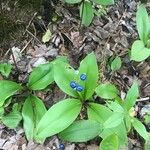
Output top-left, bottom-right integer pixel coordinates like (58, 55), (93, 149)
(0, 0), (150, 150)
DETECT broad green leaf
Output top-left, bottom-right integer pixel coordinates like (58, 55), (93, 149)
(0, 80), (22, 107)
(100, 123), (128, 147)
(78, 52), (98, 100)
(99, 134), (119, 150)
(35, 99), (82, 143)
(103, 112), (124, 129)
(28, 62), (54, 90)
(124, 114), (132, 132)
(59, 120), (102, 142)
(22, 95), (47, 140)
(107, 101), (124, 113)
(0, 107), (4, 118)
(0, 63), (12, 77)
(136, 5), (150, 44)
(132, 118), (149, 141)
(95, 83), (118, 99)
(123, 82), (139, 111)
(80, 1), (94, 26)
(144, 134), (150, 150)
(111, 56), (122, 71)
(87, 103), (112, 124)
(2, 103), (22, 129)
(42, 29), (52, 43)
(54, 61), (78, 98)
(131, 40), (150, 62)
(92, 0), (114, 5)
(65, 0), (81, 4)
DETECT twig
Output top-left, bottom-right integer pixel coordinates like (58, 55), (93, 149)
(10, 48), (19, 71)
(26, 30), (42, 44)
(20, 39), (32, 53)
(23, 12), (37, 35)
(137, 97), (150, 102)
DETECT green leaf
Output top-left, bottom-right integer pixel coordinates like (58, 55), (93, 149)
(0, 80), (22, 107)
(28, 62), (54, 90)
(100, 123), (128, 147)
(22, 95), (47, 140)
(2, 103), (22, 129)
(95, 83), (118, 99)
(103, 112), (124, 129)
(92, 0), (114, 5)
(123, 82), (139, 111)
(59, 120), (102, 142)
(99, 134), (119, 150)
(0, 63), (12, 77)
(42, 29), (52, 43)
(132, 118), (149, 141)
(111, 56), (122, 71)
(78, 52), (98, 100)
(0, 107), (4, 118)
(87, 103), (112, 124)
(54, 61), (78, 98)
(144, 134), (150, 150)
(107, 101), (124, 113)
(131, 40), (150, 62)
(35, 99), (82, 143)
(65, 0), (81, 4)
(136, 4), (150, 44)
(80, 1), (94, 26)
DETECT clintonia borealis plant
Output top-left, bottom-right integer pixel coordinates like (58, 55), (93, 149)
(64, 0), (114, 26)
(0, 53), (149, 149)
(131, 4), (150, 61)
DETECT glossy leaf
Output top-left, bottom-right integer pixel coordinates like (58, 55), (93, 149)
(99, 134), (119, 150)
(95, 83), (118, 99)
(124, 82), (139, 111)
(0, 80), (22, 107)
(107, 101), (124, 113)
(59, 120), (102, 142)
(136, 4), (150, 44)
(2, 103), (22, 129)
(22, 95), (47, 140)
(35, 99), (82, 142)
(0, 63), (12, 77)
(131, 40), (150, 62)
(111, 56), (122, 71)
(65, 0), (81, 4)
(80, 1), (94, 26)
(87, 103), (112, 124)
(103, 112), (124, 129)
(132, 118), (149, 141)
(28, 62), (54, 90)
(78, 52), (98, 100)
(92, 0), (114, 5)
(54, 61), (78, 98)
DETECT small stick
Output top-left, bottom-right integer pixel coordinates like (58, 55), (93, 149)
(10, 48), (19, 71)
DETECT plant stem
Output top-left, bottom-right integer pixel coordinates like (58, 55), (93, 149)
(79, 0), (85, 28)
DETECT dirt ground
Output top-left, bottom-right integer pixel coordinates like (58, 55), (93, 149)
(0, 0), (150, 149)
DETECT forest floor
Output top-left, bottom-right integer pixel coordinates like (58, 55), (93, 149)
(0, 0), (150, 149)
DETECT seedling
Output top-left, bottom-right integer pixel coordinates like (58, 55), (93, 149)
(131, 4), (150, 61)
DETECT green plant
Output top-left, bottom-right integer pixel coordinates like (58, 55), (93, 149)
(0, 53), (148, 149)
(64, 0), (114, 26)
(131, 4), (150, 61)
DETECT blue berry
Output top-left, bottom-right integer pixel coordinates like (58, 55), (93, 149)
(70, 81), (77, 88)
(76, 85), (84, 92)
(80, 73), (87, 81)
(59, 143), (65, 150)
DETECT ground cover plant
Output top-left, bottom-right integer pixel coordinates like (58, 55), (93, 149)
(1, 0), (150, 150)
(0, 53), (149, 149)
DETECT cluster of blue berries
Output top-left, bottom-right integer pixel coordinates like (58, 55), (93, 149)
(70, 73), (86, 92)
